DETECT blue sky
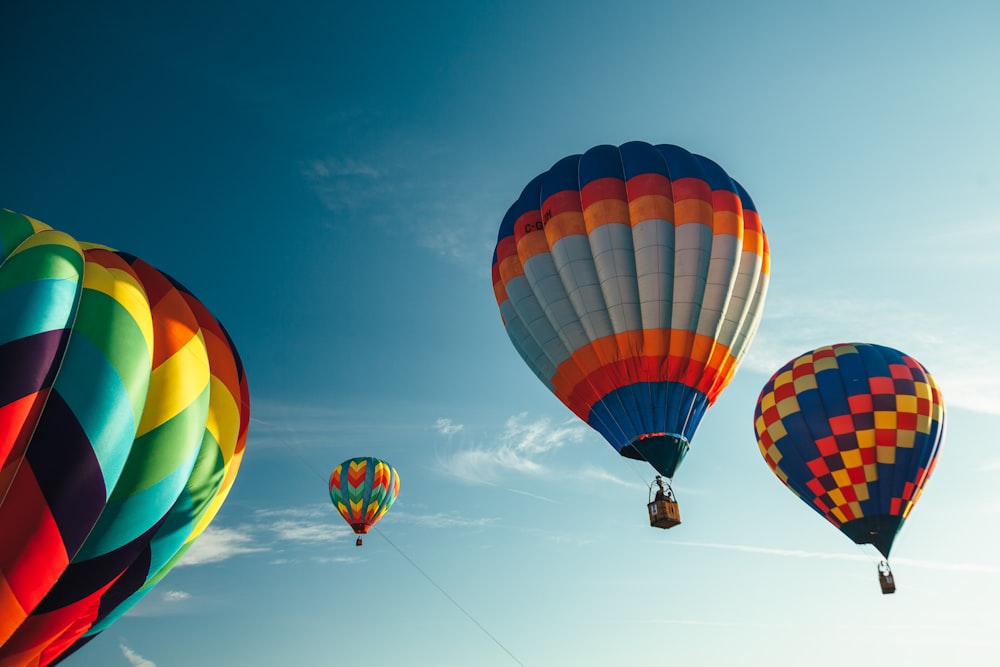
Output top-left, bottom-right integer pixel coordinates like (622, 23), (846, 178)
(3, 2), (1000, 665)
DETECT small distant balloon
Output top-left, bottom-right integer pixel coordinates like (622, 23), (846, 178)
(329, 457), (400, 546)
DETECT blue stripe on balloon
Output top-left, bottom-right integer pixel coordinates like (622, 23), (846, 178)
(0, 278), (79, 346)
(54, 334), (139, 494)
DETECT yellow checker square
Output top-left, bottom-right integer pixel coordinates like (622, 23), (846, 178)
(828, 488), (846, 506)
(874, 411), (897, 429)
(833, 344), (858, 357)
(766, 444), (783, 465)
(916, 413), (933, 433)
(793, 375), (818, 393)
(758, 392), (777, 412)
(876, 445), (896, 464)
(774, 369), (795, 389)
(792, 354), (813, 368)
(831, 506), (848, 523)
(863, 463), (878, 481)
(853, 483), (870, 501)
(847, 500), (863, 518)
(776, 396), (800, 418)
(914, 381), (932, 400)
(813, 356), (840, 372)
(832, 469), (851, 488)
(896, 429), (916, 448)
(896, 394), (917, 413)
(840, 448), (863, 469)
(767, 420), (788, 442)
(855, 429), (875, 448)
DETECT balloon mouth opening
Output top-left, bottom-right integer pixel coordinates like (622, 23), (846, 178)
(620, 433), (690, 478)
(351, 524), (369, 535)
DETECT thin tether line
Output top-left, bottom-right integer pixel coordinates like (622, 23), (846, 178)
(373, 525), (528, 667)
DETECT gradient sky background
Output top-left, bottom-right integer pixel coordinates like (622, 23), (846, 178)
(3, 2), (1000, 665)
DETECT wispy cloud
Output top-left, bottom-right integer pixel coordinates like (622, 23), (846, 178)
(438, 413), (588, 484)
(394, 511), (499, 529)
(746, 292), (1000, 415)
(255, 507), (353, 544)
(161, 590), (191, 602)
(302, 157), (382, 179)
(177, 527), (268, 567)
(670, 540), (1000, 573)
(435, 418), (464, 436)
(119, 643), (156, 667)
(300, 137), (503, 271)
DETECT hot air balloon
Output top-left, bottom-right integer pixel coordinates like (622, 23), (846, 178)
(491, 141), (770, 526)
(753, 343), (944, 593)
(0, 208), (250, 665)
(329, 457), (400, 546)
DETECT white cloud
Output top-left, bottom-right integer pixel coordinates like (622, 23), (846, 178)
(176, 527), (267, 567)
(395, 511), (499, 529)
(670, 540), (1000, 573)
(440, 413), (588, 484)
(120, 643), (156, 667)
(579, 464), (644, 489)
(746, 291), (1000, 415)
(301, 156), (381, 180)
(435, 418), (464, 436)
(161, 590), (190, 602)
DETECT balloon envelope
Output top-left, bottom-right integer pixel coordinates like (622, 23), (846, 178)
(753, 342), (944, 557)
(329, 457), (400, 535)
(0, 209), (250, 666)
(491, 141), (770, 478)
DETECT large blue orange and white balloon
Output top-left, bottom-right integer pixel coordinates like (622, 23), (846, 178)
(491, 141), (769, 481)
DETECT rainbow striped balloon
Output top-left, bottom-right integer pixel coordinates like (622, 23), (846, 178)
(0, 209), (250, 666)
(329, 457), (400, 541)
(492, 142), (769, 480)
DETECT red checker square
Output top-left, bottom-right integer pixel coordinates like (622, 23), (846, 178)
(792, 363), (814, 379)
(876, 429), (896, 446)
(860, 446), (876, 464)
(902, 481), (915, 500)
(897, 412), (917, 430)
(774, 382), (797, 401)
(868, 376), (895, 394)
(813, 498), (831, 514)
(829, 414), (855, 435)
(890, 498), (903, 515)
(841, 485), (858, 502)
(815, 436), (839, 457)
(814, 347), (836, 360)
(847, 394), (874, 413)
(840, 504), (857, 521)
(889, 363), (912, 380)
(806, 478), (826, 496)
(763, 405), (780, 425)
(806, 458), (829, 477)
(916, 397), (930, 413)
(848, 466), (866, 484)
